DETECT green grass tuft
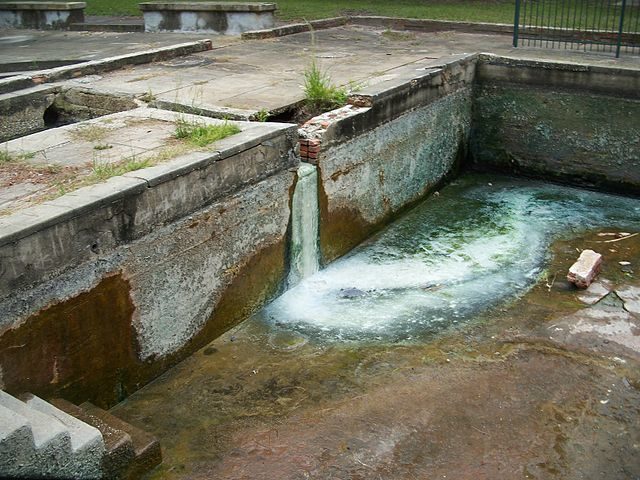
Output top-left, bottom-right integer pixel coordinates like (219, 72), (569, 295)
(91, 156), (151, 181)
(174, 119), (241, 147)
(303, 60), (349, 109)
(0, 147), (35, 164)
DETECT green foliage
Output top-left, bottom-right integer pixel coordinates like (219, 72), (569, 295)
(80, 0), (518, 23)
(255, 108), (270, 122)
(93, 143), (113, 151)
(174, 119), (241, 147)
(91, 156), (151, 180)
(139, 88), (156, 103)
(80, 0), (638, 28)
(303, 60), (349, 109)
(0, 149), (12, 164)
(0, 147), (35, 164)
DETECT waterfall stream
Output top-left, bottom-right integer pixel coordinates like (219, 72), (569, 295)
(287, 163), (320, 287)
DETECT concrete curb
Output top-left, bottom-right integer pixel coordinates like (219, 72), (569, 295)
(0, 39), (213, 95)
(0, 109), (297, 248)
(241, 16), (349, 39)
(348, 15), (513, 35)
(243, 14), (640, 45)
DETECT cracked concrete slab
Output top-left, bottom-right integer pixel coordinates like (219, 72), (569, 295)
(32, 25), (639, 117)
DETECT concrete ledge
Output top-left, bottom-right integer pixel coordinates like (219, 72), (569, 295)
(140, 2), (277, 34)
(298, 55), (476, 263)
(242, 16), (348, 39)
(328, 53), (477, 145)
(0, 2), (85, 10)
(349, 15), (513, 35)
(0, 106), (298, 408)
(476, 54), (640, 99)
(0, 108), (297, 250)
(0, 2), (85, 30)
(0, 39), (213, 95)
(140, 2), (276, 12)
(471, 55), (640, 194)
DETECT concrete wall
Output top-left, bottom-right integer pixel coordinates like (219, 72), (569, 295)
(0, 117), (298, 408)
(0, 4), (85, 30)
(0, 86), (138, 142)
(140, 3), (276, 34)
(301, 55), (476, 263)
(471, 55), (640, 194)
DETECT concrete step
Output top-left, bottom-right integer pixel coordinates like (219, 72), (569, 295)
(0, 390), (72, 478)
(22, 393), (105, 479)
(0, 403), (37, 478)
(50, 398), (136, 480)
(81, 402), (162, 480)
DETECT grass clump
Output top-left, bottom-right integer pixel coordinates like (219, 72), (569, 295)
(0, 147), (35, 164)
(303, 60), (349, 110)
(382, 28), (417, 41)
(254, 108), (270, 122)
(91, 156), (151, 181)
(174, 119), (241, 147)
(70, 124), (110, 143)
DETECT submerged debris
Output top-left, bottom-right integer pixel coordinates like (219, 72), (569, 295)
(339, 288), (368, 299)
(567, 249), (603, 288)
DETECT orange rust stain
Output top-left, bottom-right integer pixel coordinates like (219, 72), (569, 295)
(0, 274), (138, 408)
(317, 165), (375, 265)
(196, 239), (287, 348)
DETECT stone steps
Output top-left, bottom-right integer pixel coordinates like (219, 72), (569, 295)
(0, 391), (161, 479)
(81, 402), (162, 480)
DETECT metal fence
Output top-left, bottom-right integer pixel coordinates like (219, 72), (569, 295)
(513, 0), (640, 57)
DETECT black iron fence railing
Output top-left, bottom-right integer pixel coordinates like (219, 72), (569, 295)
(513, 0), (640, 57)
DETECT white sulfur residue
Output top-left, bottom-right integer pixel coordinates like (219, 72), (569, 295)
(264, 176), (640, 340)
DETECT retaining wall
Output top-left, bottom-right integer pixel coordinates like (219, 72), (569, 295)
(300, 55), (477, 263)
(471, 55), (640, 194)
(0, 86), (138, 142)
(0, 111), (298, 407)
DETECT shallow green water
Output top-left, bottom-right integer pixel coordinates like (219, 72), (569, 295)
(260, 174), (640, 341)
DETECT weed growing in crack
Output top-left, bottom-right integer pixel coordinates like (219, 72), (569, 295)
(91, 155), (151, 181)
(303, 60), (348, 110)
(174, 118), (241, 147)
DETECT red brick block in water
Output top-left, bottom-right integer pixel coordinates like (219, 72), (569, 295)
(567, 249), (603, 288)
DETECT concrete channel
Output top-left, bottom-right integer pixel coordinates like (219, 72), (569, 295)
(0, 20), (639, 479)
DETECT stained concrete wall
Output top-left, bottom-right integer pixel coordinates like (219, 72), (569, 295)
(0, 3), (85, 30)
(0, 116), (298, 408)
(0, 86), (138, 142)
(140, 3), (276, 34)
(301, 55), (476, 263)
(471, 55), (640, 194)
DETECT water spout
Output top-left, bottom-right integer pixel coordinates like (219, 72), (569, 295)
(288, 163), (320, 287)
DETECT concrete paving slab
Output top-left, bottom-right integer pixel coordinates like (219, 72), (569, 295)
(53, 25), (639, 116)
(0, 106), (295, 215)
(0, 28), (233, 64)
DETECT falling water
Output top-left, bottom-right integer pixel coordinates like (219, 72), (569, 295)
(287, 163), (320, 287)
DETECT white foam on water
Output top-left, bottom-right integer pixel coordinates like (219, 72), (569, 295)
(263, 177), (640, 340)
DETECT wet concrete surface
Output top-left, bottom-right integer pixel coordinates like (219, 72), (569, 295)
(112, 176), (640, 480)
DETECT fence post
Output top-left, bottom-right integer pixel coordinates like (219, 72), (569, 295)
(616, 0), (627, 58)
(513, 0), (521, 47)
